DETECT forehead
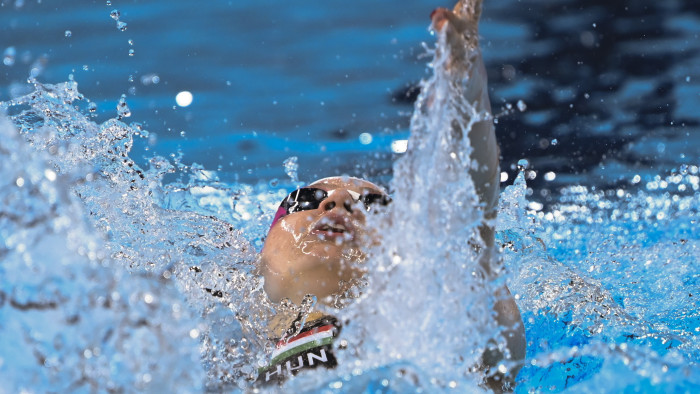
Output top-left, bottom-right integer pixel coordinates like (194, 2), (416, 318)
(309, 177), (384, 195)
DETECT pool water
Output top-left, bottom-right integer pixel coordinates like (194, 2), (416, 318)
(1, 0), (698, 392)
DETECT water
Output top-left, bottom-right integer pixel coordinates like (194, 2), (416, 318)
(1, 0), (699, 392)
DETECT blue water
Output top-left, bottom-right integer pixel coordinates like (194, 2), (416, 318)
(1, 0), (699, 392)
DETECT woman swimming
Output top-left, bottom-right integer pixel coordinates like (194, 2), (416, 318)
(255, 0), (525, 391)
(256, 177), (389, 384)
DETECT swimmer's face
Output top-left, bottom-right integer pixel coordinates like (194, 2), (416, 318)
(260, 177), (387, 306)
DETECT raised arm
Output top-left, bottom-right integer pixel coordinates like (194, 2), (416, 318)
(429, 1), (525, 390)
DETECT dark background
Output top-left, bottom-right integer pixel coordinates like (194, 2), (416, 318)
(1, 0), (698, 200)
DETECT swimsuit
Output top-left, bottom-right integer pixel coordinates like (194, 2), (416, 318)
(256, 314), (341, 385)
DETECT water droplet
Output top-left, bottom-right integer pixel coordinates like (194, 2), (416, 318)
(517, 158), (529, 171)
(117, 94), (131, 118)
(517, 99), (527, 112)
(175, 91), (193, 107)
(110, 9), (120, 20)
(3, 46), (16, 66)
(283, 156), (299, 182)
(544, 171), (556, 181)
(180, 131), (186, 137)
(359, 132), (373, 145)
(117, 21), (127, 31)
(64, 30), (72, 38)
(88, 102), (97, 112)
(82, 64), (89, 71)
(268, 178), (279, 187)
(44, 169), (57, 181)
(128, 48), (135, 56)
(128, 39), (134, 46)
(140, 73), (160, 85)
(686, 76), (691, 82)
(105, 0), (111, 5)
(551, 138), (558, 146)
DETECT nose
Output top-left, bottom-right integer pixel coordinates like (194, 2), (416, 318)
(321, 189), (357, 214)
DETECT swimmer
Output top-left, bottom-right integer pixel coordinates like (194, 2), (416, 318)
(256, 0), (525, 391)
(256, 177), (388, 384)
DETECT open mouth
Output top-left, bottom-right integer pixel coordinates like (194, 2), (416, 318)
(311, 215), (355, 240)
(316, 223), (348, 234)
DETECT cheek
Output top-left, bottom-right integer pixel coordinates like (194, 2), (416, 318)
(262, 228), (296, 262)
(280, 214), (314, 237)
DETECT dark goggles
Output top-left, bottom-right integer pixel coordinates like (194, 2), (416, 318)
(269, 187), (391, 229)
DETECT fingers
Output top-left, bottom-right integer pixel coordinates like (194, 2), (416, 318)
(430, 7), (452, 31)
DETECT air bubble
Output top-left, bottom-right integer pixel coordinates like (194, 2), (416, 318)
(64, 30), (72, 38)
(88, 102), (97, 113)
(117, 21), (127, 31)
(128, 49), (134, 56)
(110, 9), (120, 20)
